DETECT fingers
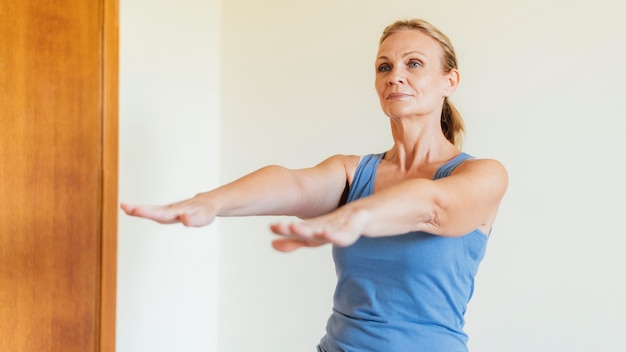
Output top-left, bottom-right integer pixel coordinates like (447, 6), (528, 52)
(271, 238), (327, 253)
(270, 222), (328, 252)
(120, 202), (214, 227)
(120, 202), (137, 215)
(120, 203), (176, 223)
(271, 238), (307, 252)
(269, 219), (360, 249)
(269, 222), (320, 242)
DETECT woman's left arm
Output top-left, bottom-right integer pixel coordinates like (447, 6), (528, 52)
(270, 159), (507, 252)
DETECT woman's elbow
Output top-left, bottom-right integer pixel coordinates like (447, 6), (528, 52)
(421, 202), (478, 237)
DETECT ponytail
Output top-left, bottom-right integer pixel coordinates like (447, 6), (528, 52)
(441, 98), (464, 147)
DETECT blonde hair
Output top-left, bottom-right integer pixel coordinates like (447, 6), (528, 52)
(380, 19), (465, 147)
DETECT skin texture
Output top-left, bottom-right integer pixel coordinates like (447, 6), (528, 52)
(121, 29), (508, 253)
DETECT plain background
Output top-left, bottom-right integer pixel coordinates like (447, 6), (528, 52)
(118, 0), (626, 351)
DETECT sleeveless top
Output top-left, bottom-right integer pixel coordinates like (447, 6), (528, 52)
(317, 152), (488, 352)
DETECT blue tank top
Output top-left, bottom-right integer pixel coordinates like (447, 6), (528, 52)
(318, 152), (488, 352)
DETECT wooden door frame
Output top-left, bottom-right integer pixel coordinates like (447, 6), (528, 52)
(101, 0), (118, 351)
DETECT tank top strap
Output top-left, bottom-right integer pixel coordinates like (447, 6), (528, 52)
(433, 152), (474, 180)
(347, 153), (384, 202)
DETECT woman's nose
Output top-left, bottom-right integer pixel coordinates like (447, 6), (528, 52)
(387, 67), (406, 85)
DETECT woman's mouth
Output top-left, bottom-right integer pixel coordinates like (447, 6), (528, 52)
(387, 92), (411, 99)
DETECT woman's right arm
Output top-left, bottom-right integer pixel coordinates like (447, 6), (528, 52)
(120, 154), (355, 227)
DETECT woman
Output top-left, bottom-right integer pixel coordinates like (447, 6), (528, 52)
(122, 19), (508, 352)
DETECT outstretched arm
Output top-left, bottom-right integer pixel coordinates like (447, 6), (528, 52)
(121, 155), (355, 227)
(270, 158), (508, 252)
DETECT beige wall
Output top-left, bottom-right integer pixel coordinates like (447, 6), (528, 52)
(118, 0), (221, 351)
(220, 1), (626, 351)
(119, 0), (626, 351)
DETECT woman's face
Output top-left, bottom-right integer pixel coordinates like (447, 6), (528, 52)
(375, 29), (458, 120)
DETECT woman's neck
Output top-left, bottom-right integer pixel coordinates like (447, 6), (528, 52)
(385, 118), (459, 171)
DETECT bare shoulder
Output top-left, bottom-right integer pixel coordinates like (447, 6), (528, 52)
(456, 157), (507, 174)
(315, 154), (361, 180)
(451, 157), (508, 194)
(321, 153), (361, 165)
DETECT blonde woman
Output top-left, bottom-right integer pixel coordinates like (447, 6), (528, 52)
(122, 18), (508, 352)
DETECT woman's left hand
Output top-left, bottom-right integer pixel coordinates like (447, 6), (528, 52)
(269, 208), (369, 252)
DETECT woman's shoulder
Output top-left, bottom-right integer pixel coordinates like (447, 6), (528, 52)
(319, 153), (361, 165)
(326, 153), (361, 168)
(450, 156), (508, 189)
(321, 154), (368, 184)
(456, 156), (506, 172)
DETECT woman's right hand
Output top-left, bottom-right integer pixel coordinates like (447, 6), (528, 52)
(120, 193), (218, 227)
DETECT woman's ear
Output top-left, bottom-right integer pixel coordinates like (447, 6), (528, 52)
(443, 68), (460, 97)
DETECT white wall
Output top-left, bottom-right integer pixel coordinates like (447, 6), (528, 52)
(118, 0), (220, 351)
(448, 2), (626, 351)
(220, 0), (626, 351)
(118, 0), (626, 351)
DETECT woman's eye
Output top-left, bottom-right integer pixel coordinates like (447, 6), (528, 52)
(377, 64), (391, 72)
(408, 60), (422, 68)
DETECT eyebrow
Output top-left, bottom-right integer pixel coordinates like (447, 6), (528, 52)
(377, 51), (426, 61)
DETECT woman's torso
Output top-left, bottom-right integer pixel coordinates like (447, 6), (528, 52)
(318, 152), (488, 352)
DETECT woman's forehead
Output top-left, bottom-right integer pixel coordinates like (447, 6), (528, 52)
(377, 30), (442, 60)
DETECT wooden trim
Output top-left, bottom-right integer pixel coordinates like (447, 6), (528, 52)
(100, 0), (119, 350)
